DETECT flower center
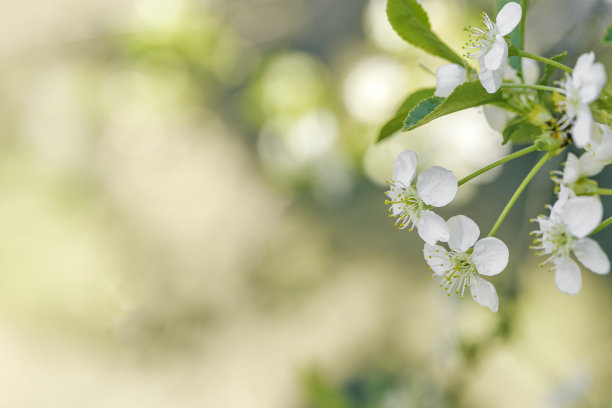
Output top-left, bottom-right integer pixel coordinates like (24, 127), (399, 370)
(441, 251), (475, 298)
(463, 12), (498, 59)
(547, 223), (574, 257)
(385, 183), (424, 230)
(531, 218), (575, 265)
(543, 104), (573, 142)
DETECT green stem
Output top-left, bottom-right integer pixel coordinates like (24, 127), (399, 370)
(591, 216), (612, 236)
(500, 83), (565, 94)
(515, 49), (573, 74)
(596, 188), (612, 195)
(488, 152), (552, 237)
(458, 145), (538, 187)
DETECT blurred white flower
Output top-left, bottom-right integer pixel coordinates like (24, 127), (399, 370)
(343, 56), (407, 123)
(585, 122), (612, 164)
(434, 64), (467, 97)
(559, 52), (607, 148)
(532, 194), (610, 295)
(385, 150), (457, 245)
(522, 57), (541, 85)
(424, 215), (509, 312)
(483, 104), (514, 132)
(464, 2), (522, 93)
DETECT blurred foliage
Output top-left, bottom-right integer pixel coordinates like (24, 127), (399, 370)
(304, 366), (449, 408)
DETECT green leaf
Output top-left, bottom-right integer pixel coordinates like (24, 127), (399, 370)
(403, 96), (445, 130)
(403, 81), (503, 131)
(303, 370), (352, 408)
(603, 22), (612, 45)
(594, 77), (612, 117)
(377, 88), (435, 142)
(538, 51), (567, 85)
(502, 117), (541, 145)
(387, 0), (464, 65)
(594, 101), (612, 127)
(496, 0), (529, 74)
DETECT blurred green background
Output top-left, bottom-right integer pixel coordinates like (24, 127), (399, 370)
(2, 0), (612, 406)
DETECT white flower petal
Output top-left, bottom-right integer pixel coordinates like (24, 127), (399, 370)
(579, 61), (606, 103)
(573, 237), (610, 275)
(416, 210), (449, 245)
(472, 237), (509, 276)
(496, 2), (522, 36)
(416, 166), (457, 207)
(562, 152), (581, 185)
(550, 185), (575, 220)
(590, 124), (612, 162)
(573, 52), (595, 83)
(446, 215), (480, 253)
(550, 198), (565, 222)
(522, 57), (540, 85)
(392, 150), (418, 186)
(578, 152), (604, 177)
(554, 256), (582, 295)
(560, 196), (602, 238)
(572, 52), (606, 103)
(423, 244), (451, 275)
(483, 105), (513, 132)
(470, 276), (499, 312)
(484, 35), (508, 71)
(594, 142), (612, 163)
(478, 64), (503, 93)
(434, 64), (467, 97)
(573, 106), (593, 148)
(589, 122), (607, 150)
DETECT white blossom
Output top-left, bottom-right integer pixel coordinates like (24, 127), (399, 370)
(434, 64), (467, 97)
(557, 152), (603, 186)
(386, 150), (457, 245)
(559, 52), (607, 148)
(424, 215), (509, 312)
(531, 193), (610, 295)
(585, 122), (612, 164)
(464, 2), (522, 93)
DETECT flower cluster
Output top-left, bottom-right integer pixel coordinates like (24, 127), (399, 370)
(380, 1), (612, 312)
(386, 151), (510, 311)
